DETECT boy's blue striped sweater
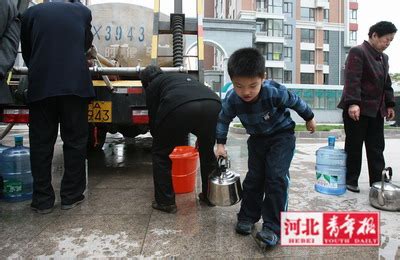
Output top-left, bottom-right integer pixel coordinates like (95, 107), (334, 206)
(216, 80), (314, 144)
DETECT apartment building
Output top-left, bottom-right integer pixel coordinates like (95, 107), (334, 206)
(212, 0), (358, 83)
(208, 0), (358, 118)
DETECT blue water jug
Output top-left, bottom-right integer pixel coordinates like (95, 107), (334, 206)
(0, 142), (10, 198)
(0, 136), (33, 202)
(315, 136), (347, 195)
(0, 142), (10, 154)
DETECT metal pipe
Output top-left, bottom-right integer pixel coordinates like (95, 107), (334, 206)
(0, 123), (15, 141)
(13, 66), (187, 76)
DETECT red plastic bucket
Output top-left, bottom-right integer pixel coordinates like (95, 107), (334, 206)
(169, 146), (198, 194)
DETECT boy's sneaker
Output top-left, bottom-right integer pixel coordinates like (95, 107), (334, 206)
(152, 201), (177, 214)
(235, 220), (254, 235)
(61, 196), (85, 210)
(256, 227), (279, 246)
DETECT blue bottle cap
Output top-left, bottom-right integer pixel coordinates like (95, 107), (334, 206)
(14, 135), (23, 145)
(328, 136), (335, 147)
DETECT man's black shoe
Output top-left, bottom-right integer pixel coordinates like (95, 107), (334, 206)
(152, 201), (177, 213)
(235, 220), (254, 235)
(346, 185), (360, 193)
(198, 192), (215, 207)
(61, 196), (85, 210)
(31, 205), (53, 214)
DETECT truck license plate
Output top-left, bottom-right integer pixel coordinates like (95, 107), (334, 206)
(88, 101), (112, 123)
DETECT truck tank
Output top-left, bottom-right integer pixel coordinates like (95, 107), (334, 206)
(89, 3), (173, 67)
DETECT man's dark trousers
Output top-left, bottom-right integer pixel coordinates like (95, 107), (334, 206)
(238, 132), (295, 236)
(151, 100), (221, 205)
(29, 95), (89, 209)
(343, 112), (385, 187)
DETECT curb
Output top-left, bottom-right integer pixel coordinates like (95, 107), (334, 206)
(229, 126), (400, 140)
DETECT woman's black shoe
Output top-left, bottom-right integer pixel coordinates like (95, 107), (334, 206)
(152, 201), (177, 213)
(198, 192), (215, 207)
(346, 185), (360, 193)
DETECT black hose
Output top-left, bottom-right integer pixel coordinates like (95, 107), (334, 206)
(171, 15), (184, 67)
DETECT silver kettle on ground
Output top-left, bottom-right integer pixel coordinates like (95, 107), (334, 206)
(207, 156), (243, 206)
(369, 167), (400, 211)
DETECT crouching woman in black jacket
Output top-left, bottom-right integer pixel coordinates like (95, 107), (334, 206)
(140, 65), (221, 213)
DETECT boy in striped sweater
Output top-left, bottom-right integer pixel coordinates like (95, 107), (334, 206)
(215, 48), (316, 246)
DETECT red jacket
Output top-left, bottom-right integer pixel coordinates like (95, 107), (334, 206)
(337, 41), (395, 118)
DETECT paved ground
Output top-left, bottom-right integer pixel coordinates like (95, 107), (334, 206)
(0, 124), (399, 259)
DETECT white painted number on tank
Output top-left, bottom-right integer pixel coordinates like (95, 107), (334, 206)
(92, 25), (145, 42)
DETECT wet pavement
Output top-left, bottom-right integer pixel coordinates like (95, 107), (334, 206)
(0, 124), (399, 259)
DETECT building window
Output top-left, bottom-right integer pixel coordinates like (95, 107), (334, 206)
(283, 2), (293, 17)
(323, 30), (329, 44)
(351, 10), (357, 19)
(256, 0), (265, 10)
(256, 21), (264, 32)
(267, 67), (283, 82)
(284, 70), (292, 83)
(284, 47), (292, 62)
(326, 90), (338, 109)
(256, 43), (267, 55)
(267, 19), (283, 37)
(301, 73), (314, 84)
(301, 29), (315, 43)
(323, 9), (329, 22)
(323, 74), (329, 85)
(266, 43), (283, 61)
(284, 24), (293, 39)
(301, 50), (315, 64)
(300, 8), (315, 21)
(350, 31), (357, 42)
(323, 51), (329, 65)
(267, 0), (283, 14)
(315, 90), (326, 109)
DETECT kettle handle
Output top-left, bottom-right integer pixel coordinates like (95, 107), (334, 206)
(217, 156), (230, 178)
(381, 167), (392, 185)
(380, 167), (392, 191)
(218, 156), (227, 167)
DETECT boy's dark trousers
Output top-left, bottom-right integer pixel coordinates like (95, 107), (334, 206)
(238, 131), (295, 236)
(343, 112), (385, 187)
(151, 100), (221, 206)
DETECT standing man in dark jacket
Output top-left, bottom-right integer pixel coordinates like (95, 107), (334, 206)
(0, 0), (20, 105)
(140, 65), (221, 213)
(338, 21), (397, 193)
(21, 0), (95, 213)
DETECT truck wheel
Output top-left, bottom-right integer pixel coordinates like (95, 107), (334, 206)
(87, 125), (107, 152)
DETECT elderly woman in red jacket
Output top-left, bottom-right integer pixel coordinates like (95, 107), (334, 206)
(338, 21), (397, 193)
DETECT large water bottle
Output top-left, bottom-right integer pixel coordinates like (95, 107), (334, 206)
(0, 142), (11, 198)
(315, 136), (347, 195)
(0, 142), (10, 154)
(0, 136), (33, 202)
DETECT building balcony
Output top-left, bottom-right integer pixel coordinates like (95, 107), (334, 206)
(265, 59), (285, 68)
(315, 64), (323, 71)
(254, 32), (285, 43)
(315, 0), (329, 9)
(238, 10), (256, 21)
(300, 64), (315, 73)
(255, 8), (285, 20)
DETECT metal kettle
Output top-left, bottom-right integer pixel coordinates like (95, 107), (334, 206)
(207, 156), (243, 206)
(369, 167), (400, 211)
